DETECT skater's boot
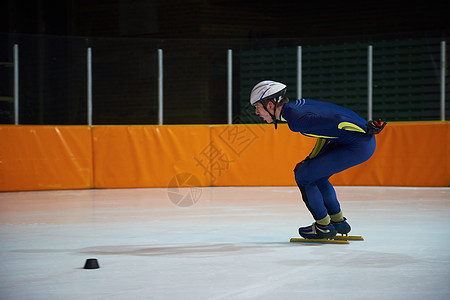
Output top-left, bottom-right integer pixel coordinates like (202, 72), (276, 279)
(299, 222), (337, 239)
(331, 217), (351, 235)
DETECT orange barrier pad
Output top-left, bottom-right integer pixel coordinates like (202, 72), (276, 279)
(92, 125), (212, 188)
(0, 122), (448, 191)
(0, 126), (93, 191)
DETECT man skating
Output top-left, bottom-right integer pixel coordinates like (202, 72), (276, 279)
(250, 80), (386, 239)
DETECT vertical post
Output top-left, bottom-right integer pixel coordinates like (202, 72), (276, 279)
(227, 49), (232, 124)
(367, 45), (373, 121)
(158, 49), (163, 125)
(297, 46), (302, 100)
(87, 47), (92, 126)
(13, 44), (19, 125)
(441, 41), (446, 121)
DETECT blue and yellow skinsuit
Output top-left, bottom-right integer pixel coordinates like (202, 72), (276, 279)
(281, 99), (376, 222)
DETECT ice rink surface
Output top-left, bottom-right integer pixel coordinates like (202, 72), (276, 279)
(0, 186), (449, 300)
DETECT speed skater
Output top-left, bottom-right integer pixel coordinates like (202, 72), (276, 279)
(250, 80), (386, 239)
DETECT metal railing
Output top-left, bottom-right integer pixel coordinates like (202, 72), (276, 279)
(1, 34), (448, 125)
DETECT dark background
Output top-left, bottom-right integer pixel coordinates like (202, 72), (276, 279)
(2, 1), (449, 39)
(1, 1), (449, 125)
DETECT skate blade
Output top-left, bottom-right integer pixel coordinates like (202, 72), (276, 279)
(290, 238), (349, 244)
(333, 235), (364, 241)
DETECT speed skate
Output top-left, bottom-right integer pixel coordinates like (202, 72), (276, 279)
(290, 235), (364, 244)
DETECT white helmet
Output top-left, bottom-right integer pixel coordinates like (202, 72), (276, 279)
(250, 80), (287, 106)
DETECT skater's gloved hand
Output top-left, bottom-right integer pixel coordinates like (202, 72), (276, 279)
(366, 119), (387, 134)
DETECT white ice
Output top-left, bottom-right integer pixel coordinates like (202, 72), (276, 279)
(0, 186), (449, 300)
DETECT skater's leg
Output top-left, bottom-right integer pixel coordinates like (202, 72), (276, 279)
(294, 137), (375, 236)
(296, 183), (328, 222)
(294, 154), (343, 224)
(295, 178), (336, 238)
(316, 178), (351, 233)
(316, 179), (341, 217)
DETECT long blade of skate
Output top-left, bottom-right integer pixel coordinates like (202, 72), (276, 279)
(333, 235), (364, 241)
(290, 238), (349, 244)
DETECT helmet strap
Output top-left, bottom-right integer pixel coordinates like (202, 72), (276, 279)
(272, 104), (278, 130)
(263, 98), (279, 130)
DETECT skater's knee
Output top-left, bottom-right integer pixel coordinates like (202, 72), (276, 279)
(293, 160), (318, 186)
(295, 171), (313, 186)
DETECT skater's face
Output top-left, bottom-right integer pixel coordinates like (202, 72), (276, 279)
(254, 102), (274, 123)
